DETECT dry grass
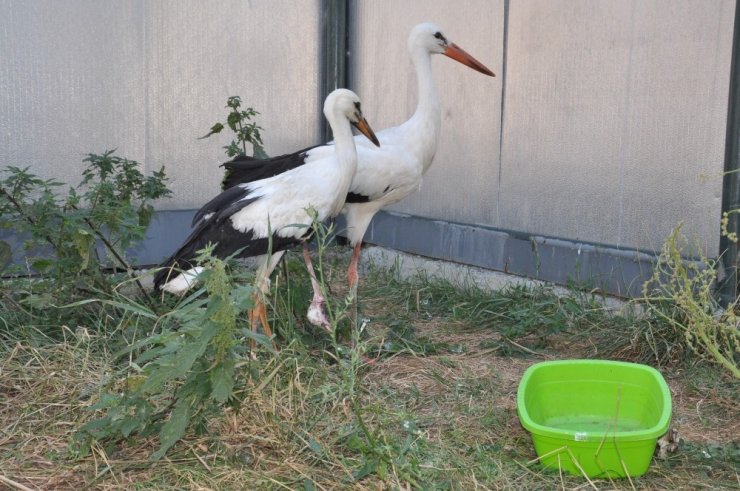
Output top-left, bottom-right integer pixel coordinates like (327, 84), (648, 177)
(1, 248), (738, 490)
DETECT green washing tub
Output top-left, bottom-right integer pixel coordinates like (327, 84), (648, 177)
(517, 359), (671, 478)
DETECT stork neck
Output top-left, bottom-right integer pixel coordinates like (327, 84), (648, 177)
(328, 117), (358, 174)
(404, 48), (441, 172)
(411, 49), (440, 124)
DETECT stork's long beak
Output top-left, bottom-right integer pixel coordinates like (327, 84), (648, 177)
(444, 42), (495, 77)
(353, 117), (381, 147)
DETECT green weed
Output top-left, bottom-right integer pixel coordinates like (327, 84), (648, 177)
(199, 95), (267, 159)
(641, 225), (739, 378)
(0, 151), (170, 315)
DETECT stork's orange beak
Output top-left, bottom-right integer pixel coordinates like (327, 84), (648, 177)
(444, 42), (495, 77)
(353, 117), (380, 147)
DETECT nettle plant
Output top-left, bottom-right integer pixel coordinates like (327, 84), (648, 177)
(0, 151), (170, 302)
(72, 247), (270, 460)
(200, 95), (268, 159)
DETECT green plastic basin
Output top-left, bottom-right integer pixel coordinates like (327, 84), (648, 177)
(517, 359), (671, 478)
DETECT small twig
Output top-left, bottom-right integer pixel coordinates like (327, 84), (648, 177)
(564, 448), (598, 490)
(557, 453), (565, 491)
(0, 475), (37, 491)
(620, 455), (636, 491)
(594, 384), (622, 485)
(527, 445), (568, 465)
(190, 445), (212, 472)
(502, 337), (547, 357)
(528, 446), (597, 490)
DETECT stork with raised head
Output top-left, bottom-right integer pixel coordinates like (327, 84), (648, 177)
(222, 22), (495, 319)
(154, 89), (379, 341)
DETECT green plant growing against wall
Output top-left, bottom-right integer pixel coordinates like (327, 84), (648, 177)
(72, 247), (272, 460)
(642, 224), (739, 379)
(200, 95), (268, 159)
(0, 151), (170, 305)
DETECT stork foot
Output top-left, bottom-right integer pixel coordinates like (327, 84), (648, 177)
(307, 297), (332, 332)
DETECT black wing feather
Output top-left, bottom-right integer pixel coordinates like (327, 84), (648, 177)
(192, 184), (251, 226)
(155, 186), (312, 290)
(220, 144), (323, 190)
(153, 209), (309, 290)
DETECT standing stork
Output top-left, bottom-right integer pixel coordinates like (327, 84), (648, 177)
(222, 22), (495, 321)
(154, 89), (379, 342)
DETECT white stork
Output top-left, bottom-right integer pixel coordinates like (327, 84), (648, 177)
(222, 22), (495, 323)
(154, 89), (379, 341)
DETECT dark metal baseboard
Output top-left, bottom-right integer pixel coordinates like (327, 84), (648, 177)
(339, 210), (664, 298)
(3, 208), (673, 299)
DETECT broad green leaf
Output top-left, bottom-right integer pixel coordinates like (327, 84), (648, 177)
(240, 327), (276, 351)
(346, 434), (365, 451)
(198, 122), (224, 140)
(31, 258), (53, 272)
(72, 228), (95, 271)
(307, 436), (323, 455)
(151, 397), (192, 461)
(210, 358), (236, 403)
(230, 284), (255, 311)
(120, 415), (142, 437)
(140, 327), (216, 393)
(252, 142), (269, 159)
(62, 298), (157, 320)
(226, 112), (241, 132)
(353, 459), (377, 480)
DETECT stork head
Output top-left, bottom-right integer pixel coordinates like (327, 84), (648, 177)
(323, 89), (380, 147)
(408, 22), (495, 77)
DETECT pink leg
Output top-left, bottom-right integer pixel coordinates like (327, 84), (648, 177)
(302, 242), (332, 332)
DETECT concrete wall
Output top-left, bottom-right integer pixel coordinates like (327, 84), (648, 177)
(349, 0), (734, 256)
(1, 0), (321, 209)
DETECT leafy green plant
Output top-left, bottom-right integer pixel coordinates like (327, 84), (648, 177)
(0, 151), (170, 305)
(641, 225), (739, 378)
(200, 95), (268, 158)
(346, 405), (424, 486)
(72, 248), (272, 460)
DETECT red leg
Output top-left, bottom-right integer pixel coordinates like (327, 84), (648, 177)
(248, 252), (283, 352)
(249, 292), (276, 351)
(257, 298), (273, 341)
(347, 242), (362, 293)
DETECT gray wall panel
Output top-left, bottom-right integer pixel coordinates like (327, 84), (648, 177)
(1, 0), (147, 182)
(143, 0), (321, 209)
(349, 0), (505, 225)
(500, 0), (734, 254)
(1, 0), (321, 210)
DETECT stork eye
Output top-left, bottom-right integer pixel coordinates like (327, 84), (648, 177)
(433, 32), (447, 43)
(354, 101), (361, 111)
